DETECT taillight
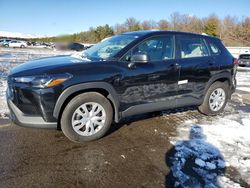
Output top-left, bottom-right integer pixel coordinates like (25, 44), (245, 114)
(233, 58), (239, 65)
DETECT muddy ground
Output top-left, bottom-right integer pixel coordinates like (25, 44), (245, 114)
(0, 94), (249, 188)
(0, 48), (249, 188)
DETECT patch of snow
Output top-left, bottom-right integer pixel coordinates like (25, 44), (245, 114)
(195, 158), (206, 167)
(0, 31), (47, 39)
(0, 78), (7, 117)
(0, 48), (73, 116)
(168, 110), (250, 187)
(237, 87), (250, 93)
(218, 176), (244, 188)
(236, 70), (250, 86)
(166, 124), (226, 187)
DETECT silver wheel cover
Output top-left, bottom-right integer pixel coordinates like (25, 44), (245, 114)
(209, 88), (226, 112)
(71, 102), (106, 136)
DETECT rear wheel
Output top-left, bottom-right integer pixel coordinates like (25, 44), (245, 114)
(198, 82), (229, 115)
(61, 92), (113, 142)
(20, 45), (25, 48)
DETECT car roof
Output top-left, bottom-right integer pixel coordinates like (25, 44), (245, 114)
(122, 30), (219, 40)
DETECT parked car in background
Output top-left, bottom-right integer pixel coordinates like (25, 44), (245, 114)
(68, 42), (85, 51)
(29, 42), (52, 48)
(238, 54), (250, 67)
(0, 39), (12, 47)
(54, 42), (68, 50)
(7, 40), (27, 48)
(83, 44), (94, 50)
(7, 31), (237, 143)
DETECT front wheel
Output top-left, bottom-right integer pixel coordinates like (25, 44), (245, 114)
(198, 82), (229, 115)
(61, 92), (113, 142)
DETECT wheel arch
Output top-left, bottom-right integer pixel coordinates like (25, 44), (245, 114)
(53, 82), (120, 125)
(204, 72), (232, 97)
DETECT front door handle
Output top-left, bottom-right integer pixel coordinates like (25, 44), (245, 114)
(171, 63), (181, 70)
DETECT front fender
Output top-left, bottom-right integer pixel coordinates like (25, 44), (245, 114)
(53, 82), (120, 123)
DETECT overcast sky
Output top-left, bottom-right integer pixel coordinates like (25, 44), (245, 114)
(0, 0), (249, 36)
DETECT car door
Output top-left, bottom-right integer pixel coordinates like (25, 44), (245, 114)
(9, 41), (14, 47)
(175, 35), (215, 107)
(118, 35), (180, 115)
(16, 41), (21, 47)
(12, 41), (18, 47)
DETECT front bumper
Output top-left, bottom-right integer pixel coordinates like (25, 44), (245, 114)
(7, 98), (57, 129)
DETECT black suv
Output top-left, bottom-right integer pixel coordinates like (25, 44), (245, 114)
(7, 31), (237, 142)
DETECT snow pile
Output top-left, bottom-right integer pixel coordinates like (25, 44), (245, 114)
(218, 176), (245, 188)
(236, 69), (250, 93)
(0, 31), (47, 39)
(166, 125), (226, 187)
(167, 110), (250, 187)
(0, 48), (73, 117)
(0, 48), (72, 64)
(0, 78), (7, 117)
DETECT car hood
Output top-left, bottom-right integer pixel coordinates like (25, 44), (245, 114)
(10, 55), (89, 75)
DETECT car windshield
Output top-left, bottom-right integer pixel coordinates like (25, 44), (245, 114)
(82, 34), (138, 61)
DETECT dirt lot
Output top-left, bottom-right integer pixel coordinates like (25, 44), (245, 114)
(0, 48), (250, 188)
(0, 96), (249, 188)
(0, 112), (171, 187)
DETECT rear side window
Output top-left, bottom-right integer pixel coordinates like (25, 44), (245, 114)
(208, 42), (221, 55)
(239, 54), (250, 59)
(179, 37), (209, 58)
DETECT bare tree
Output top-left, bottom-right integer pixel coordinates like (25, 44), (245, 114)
(169, 13), (204, 34)
(141, 20), (157, 30)
(221, 16), (239, 45)
(170, 12), (183, 31)
(158, 20), (169, 30)
(114, 23), (127, 34)
(125, 17), (141, 31)
(239, 17), (250, 46)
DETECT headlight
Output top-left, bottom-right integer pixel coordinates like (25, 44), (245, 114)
(13, 73), (72, 88)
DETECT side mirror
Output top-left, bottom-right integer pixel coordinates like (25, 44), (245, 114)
(131, 54), (149, 64)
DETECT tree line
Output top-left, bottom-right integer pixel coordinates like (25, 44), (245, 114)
(35, 12), (250, 46)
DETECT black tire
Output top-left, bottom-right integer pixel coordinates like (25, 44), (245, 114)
(4, 44), (9, 48)
(198, 81), (229, 115)
(61, 92), (113, 142)
(20, 45), (25, 48)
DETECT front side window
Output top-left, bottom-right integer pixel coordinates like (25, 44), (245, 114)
(123, 35), (174, 62)
(179, 37), (208, 58)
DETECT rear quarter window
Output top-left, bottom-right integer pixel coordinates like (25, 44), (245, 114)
(207, 41), (221, 55)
